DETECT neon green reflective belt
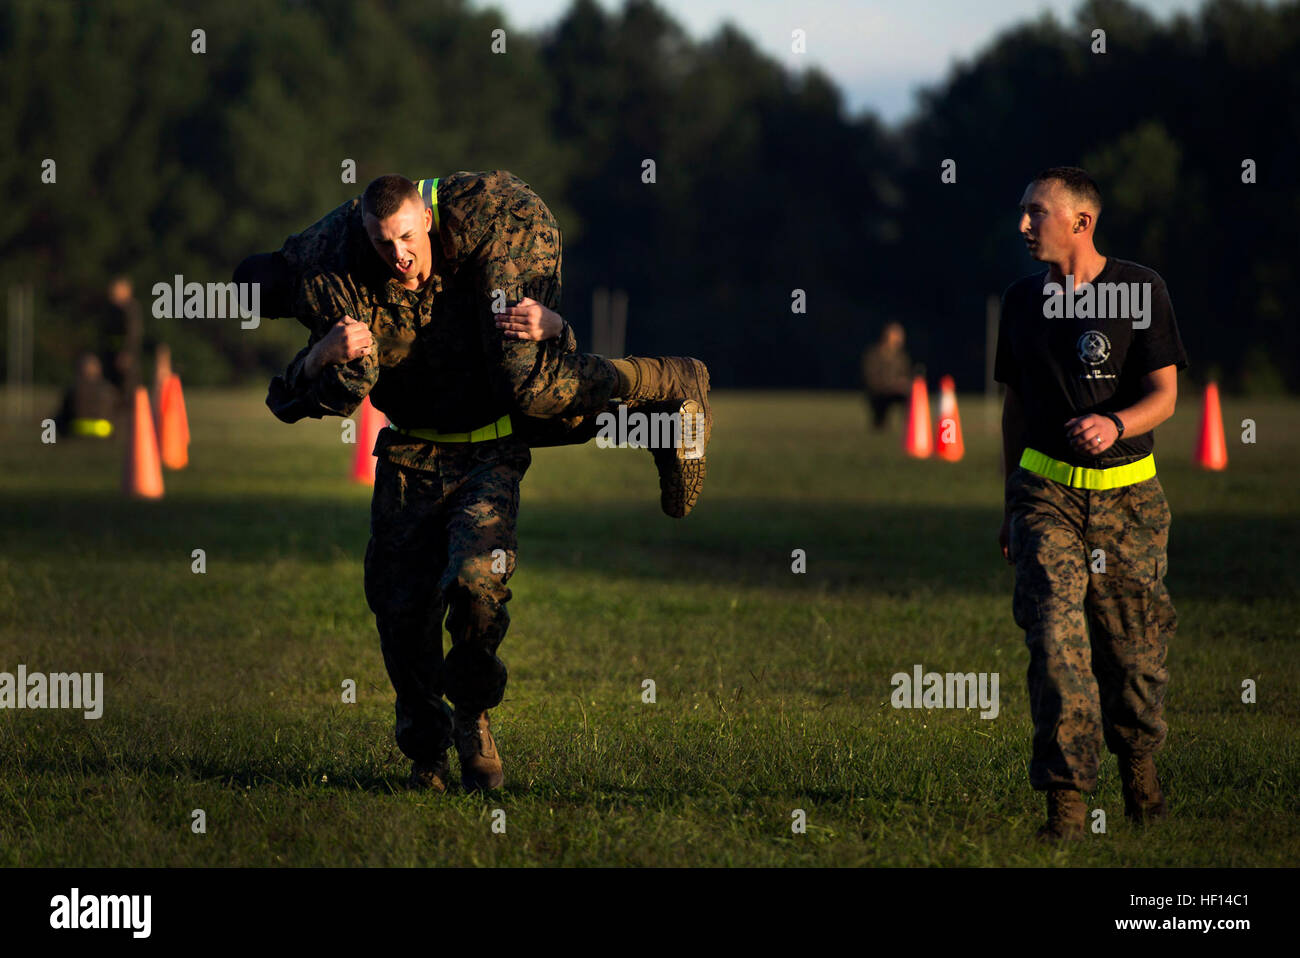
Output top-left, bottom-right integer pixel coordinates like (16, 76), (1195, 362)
(1020, 447), (1155, 490)
(389, 413), (512, 444)
(414, 177), (441, 232)
(70, 418), (113, 437)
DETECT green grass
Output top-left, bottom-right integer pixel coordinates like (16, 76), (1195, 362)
(0, 386), (1296, 866)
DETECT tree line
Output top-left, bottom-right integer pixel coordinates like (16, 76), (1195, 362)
(2, 0), (1296, 393)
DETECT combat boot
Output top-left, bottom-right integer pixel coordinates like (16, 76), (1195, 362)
(408, 752), (451, 794)
(1119, 753), (1167, 824)
(453, 709), (503, 791)
(612, 357), (712, 518)
(640, 398), (709, 518)
(1036, 787), (1086, 841)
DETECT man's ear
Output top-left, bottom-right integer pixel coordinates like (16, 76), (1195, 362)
(424, 205), (433, 232)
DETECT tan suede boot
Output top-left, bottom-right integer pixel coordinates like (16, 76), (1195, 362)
(1119, 753), (1167, 824)
(611, 356), (711, 410)
(637, 397), (708, 517)
(611, 357), (712, 517)
(1036, 788), (1087, 841)
(408, 752), (451, 794)
(453, 709), (504, 791)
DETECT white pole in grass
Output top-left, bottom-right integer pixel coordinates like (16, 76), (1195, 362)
(985, 293), (999, 429)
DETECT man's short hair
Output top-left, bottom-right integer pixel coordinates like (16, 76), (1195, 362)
(1032, 166), (1103, 214)
(362, 175), (420, 219)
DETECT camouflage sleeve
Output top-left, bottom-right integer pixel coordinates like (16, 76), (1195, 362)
(279, 198), (362, 277)
(558, 320), (578, 354)
(265, 271), (378, 423)
(435, 171), (509, 271)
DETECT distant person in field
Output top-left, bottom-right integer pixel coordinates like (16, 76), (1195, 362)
(995, 166), (1187, 840)
(861, 322), (912, 430)
(53, 352), (120, 438)
(102, 276), (143, 397)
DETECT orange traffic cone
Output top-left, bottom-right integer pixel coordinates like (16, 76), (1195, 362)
(350, 397), (388, 484)
(935, 375), (965, 462)
(179, 378), (190, 449)
(903, 375), (932, 458)
(123, 386), (164, 499)
(159, 373), (190, 470)
(1194, 382), (1228, 470)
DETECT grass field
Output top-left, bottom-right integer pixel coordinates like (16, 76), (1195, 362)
(0, 386), (1297, 867)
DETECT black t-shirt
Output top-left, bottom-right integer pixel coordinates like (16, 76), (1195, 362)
(994, 257), (1188, 467)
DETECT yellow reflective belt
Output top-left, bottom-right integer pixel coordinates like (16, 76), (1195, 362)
(414, 177), (441, 232)
(70, 418), (113, 437)
(1020, 447), (1155, 490)
(389, 413), (512, 443)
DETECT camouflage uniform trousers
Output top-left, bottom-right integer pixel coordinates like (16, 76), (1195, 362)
(1006, 466), (1177, 793)
(364, 435), (531, 765)
(459, 173), (620, 441)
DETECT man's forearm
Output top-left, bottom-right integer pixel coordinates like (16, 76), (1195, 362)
(268, 325), (375, 423)
(1112, 386), (1177, 438)
(300, 341), (324, 380)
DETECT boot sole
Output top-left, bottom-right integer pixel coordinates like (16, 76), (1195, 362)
(651, 397), (709, 518)
(455, 721), (503, 791)
(653, 359), (712, 518)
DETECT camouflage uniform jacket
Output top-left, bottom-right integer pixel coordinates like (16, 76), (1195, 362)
(266, 171), (617, 470)
(273, 170), (562, 330)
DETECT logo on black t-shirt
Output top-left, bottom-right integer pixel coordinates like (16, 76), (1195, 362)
(1077, 330), (1111, 366)
(995, 258), (1190, 463)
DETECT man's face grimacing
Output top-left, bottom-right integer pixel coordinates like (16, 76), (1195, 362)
(364, 196), (433, 286)
(1017, 179), (1083, 263)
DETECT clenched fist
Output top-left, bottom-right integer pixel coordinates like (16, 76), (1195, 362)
(306, 316), (373, 378)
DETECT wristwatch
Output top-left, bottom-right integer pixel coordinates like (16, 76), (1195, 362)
(1103, 412), (1125, 439)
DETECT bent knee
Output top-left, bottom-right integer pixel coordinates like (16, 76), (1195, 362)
(444, 551), (514, 597)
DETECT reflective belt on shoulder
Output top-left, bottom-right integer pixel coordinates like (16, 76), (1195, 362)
(1020, 447), (1155, 490)
(414, 177), (441, 232)
(388, 413), (512, 444)
(70, 418), (113, 437)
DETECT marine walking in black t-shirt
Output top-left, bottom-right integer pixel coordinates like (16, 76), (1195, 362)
(994, 168), (1188, 840)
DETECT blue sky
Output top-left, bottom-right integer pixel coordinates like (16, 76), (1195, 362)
(472, 0), (1236, 123)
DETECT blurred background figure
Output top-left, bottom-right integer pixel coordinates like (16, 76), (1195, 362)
(861, 322), (912, 431)
(102, 275), (143, 397)
(52, 351), (120, 438)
